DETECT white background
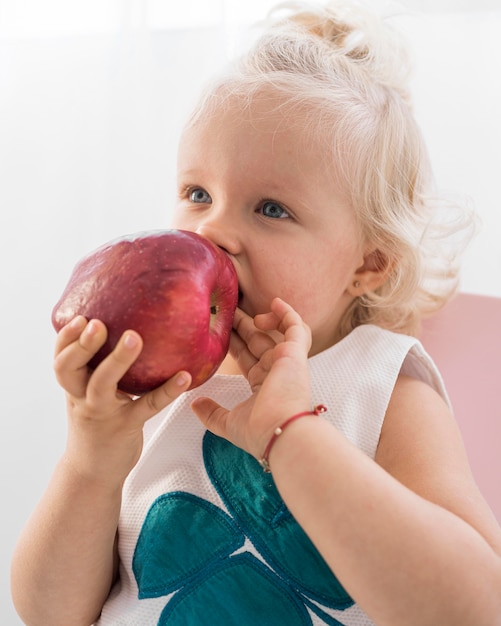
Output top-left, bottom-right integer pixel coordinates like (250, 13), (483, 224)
(1, 1), (500, 623)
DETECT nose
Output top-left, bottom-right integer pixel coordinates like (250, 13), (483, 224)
(193, 206), (242, 257)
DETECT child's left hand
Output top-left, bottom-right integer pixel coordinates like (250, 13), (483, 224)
(191, 297), (313, 461)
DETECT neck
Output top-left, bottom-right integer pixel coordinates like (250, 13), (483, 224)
(216, 353), (241, 375)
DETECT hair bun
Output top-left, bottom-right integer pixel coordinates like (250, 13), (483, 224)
(270, 1), (413, 103)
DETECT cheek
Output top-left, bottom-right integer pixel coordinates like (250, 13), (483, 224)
(259, 261), (324, 312)
(279, 253), (353, 318)
(170, 211), (189, 230)
(170, 203), (204, 231)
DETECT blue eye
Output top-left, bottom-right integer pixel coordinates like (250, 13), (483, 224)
(189, 188), (211, 203)
(260, 201), (289, 219)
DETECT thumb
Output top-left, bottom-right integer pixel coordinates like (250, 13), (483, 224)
(191, 397), (229, 438)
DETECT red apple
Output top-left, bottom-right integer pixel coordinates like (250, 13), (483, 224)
(52, 229), (239, 395)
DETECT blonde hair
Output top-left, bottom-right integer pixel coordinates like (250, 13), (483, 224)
(187, 1), (476, 337)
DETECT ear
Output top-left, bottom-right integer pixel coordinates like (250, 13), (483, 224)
(347, 249), (393, 297)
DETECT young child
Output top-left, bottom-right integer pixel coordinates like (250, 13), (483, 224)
(11, 3), (501, 625)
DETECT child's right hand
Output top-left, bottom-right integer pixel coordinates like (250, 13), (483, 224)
(53, 315), (192, 485)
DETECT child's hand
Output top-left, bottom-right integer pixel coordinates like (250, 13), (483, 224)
(53, 316), (192, 484)
(191, 297), (312, 461)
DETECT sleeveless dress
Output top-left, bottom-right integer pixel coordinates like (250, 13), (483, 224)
(96, 324), (449, 626)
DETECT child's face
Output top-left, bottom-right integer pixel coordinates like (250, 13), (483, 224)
(173, 92), (368, 355)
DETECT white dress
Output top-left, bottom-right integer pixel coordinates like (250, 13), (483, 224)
(96, 324), (449, 626)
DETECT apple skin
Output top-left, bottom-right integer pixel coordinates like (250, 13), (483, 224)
(52, 230), (239, 395)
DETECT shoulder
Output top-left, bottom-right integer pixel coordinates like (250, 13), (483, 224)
(376, 375), (458, 480)
(376, 375), (501, 551)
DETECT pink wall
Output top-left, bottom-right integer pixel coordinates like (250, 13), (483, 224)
(420, 293), (501, 523)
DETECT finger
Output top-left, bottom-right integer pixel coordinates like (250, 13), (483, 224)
(253, 298), (303, 335)
(190, 396), (229, 439)
(229, 324), (277, 380)
(232, 306), (252, 331)
(54, 315), (88, 357)
(130, 370), (192, 423)
(229, 324), (263, 366)
(54, 318), (108, 396)
(233, 307), (277, 358)
(86, 330), (143, 404)
(252, 310), (280, 332)
(55, 318), (108, 366)
(232, 307), (256, 341)
(269, 298), (311, 349)
(228, 330), (256, 375)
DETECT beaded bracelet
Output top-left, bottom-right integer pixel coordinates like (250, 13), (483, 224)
(258, 404), (327, 472)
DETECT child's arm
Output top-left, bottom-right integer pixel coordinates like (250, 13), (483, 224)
(11, 316), (191, 626)
(193, 299), (501, 626)
(269, 377), (501, 625)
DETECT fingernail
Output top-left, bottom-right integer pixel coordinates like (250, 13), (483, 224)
(124, 333), (138, 349)
(69, 315), (85, 329)
(175, 372), (190, 387)
(85, 320), (98, 336)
